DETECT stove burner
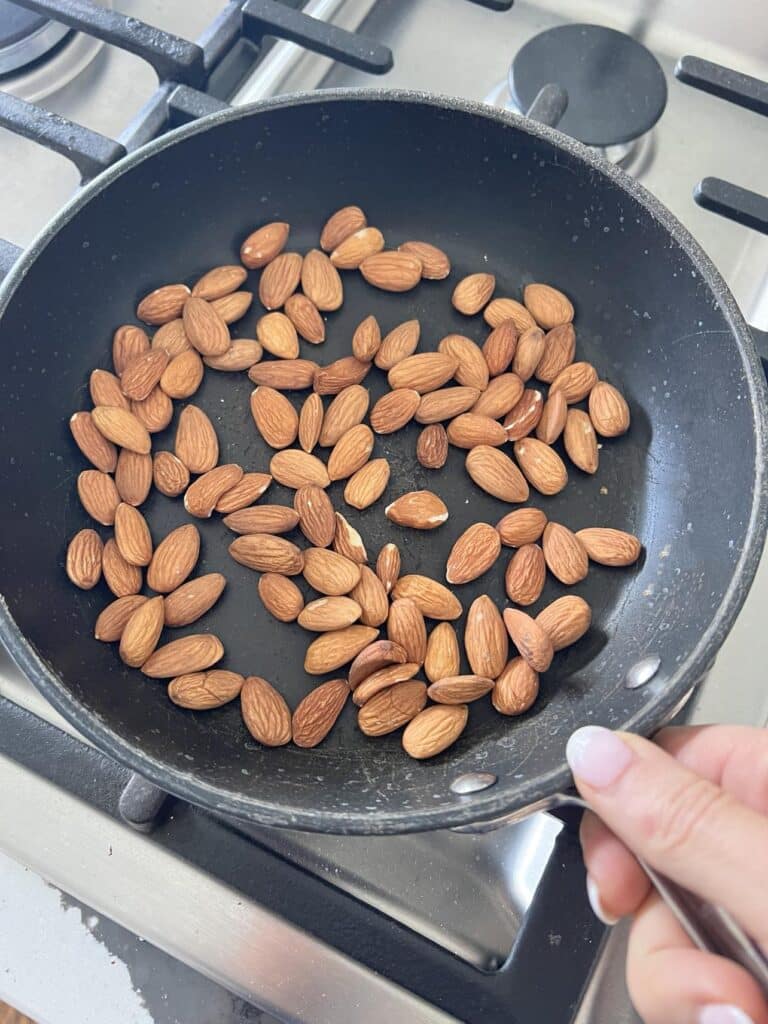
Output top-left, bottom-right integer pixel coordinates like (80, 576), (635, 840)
(0, 1), (69, 76)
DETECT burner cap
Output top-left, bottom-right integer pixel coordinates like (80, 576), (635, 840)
(0, 0), (69, 76)
(510, 24), (667, 147)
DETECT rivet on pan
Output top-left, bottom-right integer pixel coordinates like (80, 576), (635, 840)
(625, 655), (661, 689)
(450, 772), (498, 795)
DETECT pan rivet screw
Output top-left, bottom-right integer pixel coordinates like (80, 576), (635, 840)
(450, 772), (498, 795)
(625, 655), (661, 689)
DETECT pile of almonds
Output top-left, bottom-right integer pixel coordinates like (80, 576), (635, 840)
(65, 204), (640, 760)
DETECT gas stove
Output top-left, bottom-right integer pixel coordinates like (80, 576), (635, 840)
(0, 3), (767, 1023)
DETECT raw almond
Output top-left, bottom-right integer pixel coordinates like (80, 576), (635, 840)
(298, 392), (324, 453)
(535, 323), (576, 382)
(388, 352), (458, 394)
(352, 314), (381, 362)
(168, 670), (244, 709)
(113, 324), (149, 374)
(374, 319), (420, 370)
(524, 283), (574, 329)
(299, 596), (362, 632)
(360, 250), (422, 292)
(182, 296), (230, 357)
(303, 547), (361, 596)
(564, 409), (599, 473)
(349, 639), (407, 689)
(114, 450), (152, 506)
(250, 386), (299, 449)
(330, 226), (385, 269)
(502, 608), (553, 673)
(438, 334), (489, 390)
(350, 566), (389, 627)
(102, 538), (142, 596)
(164, 573), (226, 627)
(536, 595), (592, 650)
(228, 533), (303, 574)
(327, 423), (374, 481)
(314, 356), (371, 396)
(503, 389), (544, 440)
(542, 522), (589, 584)
(284, 293), (325, 344)
(204, 339), (263, 371)
(294, 484), (335, 547)
(304, 625), (379, 674)
(301, 249), (343, 311)
(505, 544), (546, 605)
(258, 573), (304, 622)
(77, 469), (120, 525)
(259, 252), (302, 309)
(465, 445), (529, 503)
(353, 662), (421, 705)
(358, 680), (427, 736)
(292, 679), (350, 748)
(223, 505), (299, 535)
(452, 273), (495, 315)
(249, 358), (318, 390)
(320, 206), (366, 252)
(392, 574), (462, 620)
(215, 472), (272, 513)
(175, 405), (219, 473)
(416, 424), (448, 469)
(416, 386), (481, 424)
(445, 523), (501, 585)
(319, 384), (370, 446)
(376, 543), (401, 595)
(465, 595), (508, 678)
(269, 449), (330, 489)
(575, 528), (641, 566)
(90, 368), (129, 410)
(550, 361), (598, 404)
(397, 240), (451, 280)
(147, 523), (200, 592)
(333, 512), (368, 564)
(471, 373), (523, 419)
(256, 311), (299, 359)
(484, 298), (536, 332)
(496, 507), (548, 547)
(387, 598), (427, 664)
(137, 283), (190, 325)
(241, 675), (292, 746)
(589, 381), (630, 437)
(114, 502), (152, 566)
(402, 704), (468, 759)
(66, 529), (103, 589)
(119, 596), (165, 667)
(492, 658), (539, 715)
(536, 390), (568, 444)
(446, 413), (506, 449)
(91, 406), (151, 454)
(120, 348), (169, 401)
(385, 490), (448, 530)
(152, 319), (191, 358)
(184, 464), (244, 518)
(192, 264), (247, 300)
(512, 327), (546, 381)
(70, 411), (117, 473)
(211, 290), (253, 324)
(153, 451), (190, 497)
(514, 438), (568, 496)
(94, 594), (148, 641)
(370, 388), (420, 434)
(159, 350), (203, 399)
(424, 622), (461, 683)
(240, 221), (289, 269)
(427, 675), (494, 704)
(131, 386), (173, 433)
(142, 633), (224, 677)
(483, 322), (518, 376)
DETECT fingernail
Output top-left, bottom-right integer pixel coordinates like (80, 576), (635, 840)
(586, 874), (619, 926)
(566, 726), (633, 789)
(699, 1005), (755, 1024)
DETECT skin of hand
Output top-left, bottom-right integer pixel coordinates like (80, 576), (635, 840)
(565, 724), (768, 1024)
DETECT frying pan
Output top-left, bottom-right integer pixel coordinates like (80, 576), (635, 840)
(0, 91), (766, 839)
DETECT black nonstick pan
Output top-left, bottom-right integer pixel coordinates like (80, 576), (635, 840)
(0, 91), (765, 835)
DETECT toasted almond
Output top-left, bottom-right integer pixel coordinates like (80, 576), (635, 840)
(352, 662), (420, 706)
(416, 424), (449, 469)
(427, 675), (494, 704)
(536, 595), (592, 650)
(465, 595), (508, 678)
(320, 206), (366, 252)
(536, 391), (568, 444)
(392, 574), (462, 620)
(588, 381), (630, 437)
(314, 356), (371, 396)
(402, 704), (468, 759)
(119, 595), (165, 667)
(91, 405), (151, 454)
(94, 594), (148, 641)
(159, 349), (203, 399)
(465, 445), (529, 503)
(114, 502), (153, 566)
(301, 249), (343, 311)
(333, 511), (368, 564)
(152, 319), (192, 358)
(303, 547), (361, 596)
(445, 523), (501, 585)
(113, 324), (149, 374)
(496, 507), (548, 547)
(524, 283), (574, 329)
(298, 596), (362, 632)
(352, 314), (381, 362)
(385, 490), (448, 530)
(318, 385), (368, 446)
(204, 339), (263, 371)
(249, 358), (318, 390)
(215, 472), (272, 513)
(77, 469), (120, 525)
(446, 413), (506, 448)
(388, 352), (458, 394)
(564, 408), (599, 473)
(168, 670), (244, 710)
(294, 484), (335, 547)
(256, 311), (299, 359)
(120, 348), (169, 401)
(370, 388), (420, 434)
(258, 573), (305, 622)
(224, 504), (299, 535)
(484, 298), (536, 332)
(142, 633), (224, 677)
(327, 423), (374, 481)
(102, 538), (142, 597)
(387, 598), (427, 664)
(259, 252), (302, 309)
(66, 529), (103, 589)
(90, 368), (130, 410)
(153, 451), (190, 498)
(304, 625), (379, 674)
(241, 676), (292, 746)
(131, 386), (173, 434)
(292, 679), (350, 748)
(175, 405), (219, 474)
(512, 327), (546, 381)
(575, 528), (641, 566)
(492, 657), (539, 715)
(550, 362), (598, 405)
(542, 522), (589, 584)
(358, 680), (427, 736)
(397, 240), (451, 280)
(374, 319), (420, 370)
(349, 639), (408, 689)
(360, 250), (422, 292)
(69, 411), (117, 473)
(163, 573), (226, 628)
(269, 449), (330, 489)
(416, 386), (481, 424)
(182, 296), (230, 357)
(298, 392), (324, 453)
(452, 273), (495, 315)
(375, 543), (401, 595)
(211, 290), (253, 324)
(471, 373), (523, 419)
(147, 523), (200, 593)
(184, 464), (243, 518)
(192, 264), (247, 300)
(284, 293), (325, 344)
(502, 608), (553, 672)
(503, 388), (544, 440)
(250, 386), (299, 450)
(505, 544), (546, 605)
(438, 334), (489, 391)
(330, 227), (385, 269)
(350, 566), (389, 627)
(137, 283), (190, 325)
(535, 323), (576, 383)
(240, 221), (289, 269)
(482, 322), (518, 376)
(424, 622), (461, 683)
(514, 438), (568, 496)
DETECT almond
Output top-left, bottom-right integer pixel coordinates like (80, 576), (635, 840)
(204, 339), (263, 372)
(229, 533), (303, 574)
(153, 451), (190, 498)
(358, 680), (427, 736)
(502, 608), (553, 672)
(330, 226), (385, 269)
(70, 411), (118, 473)
(175, 405), (219, 473)
(119, 595), (165, 667)
(397, 240), (451, 280)
(90, 368), (129, 410)
(503, 389), (544, 440)
(403, 704), (468, 759)
(258, 573), (304, 622)
(392, 574), (462, 620)
(492, 657), (539, 715)
(542, 522), (589, 584)
(452, 273), (495, 315)
(465, 595), (508, 678)
(353, 662), (421, 705)
(550, 362), (598, 404)
(514, 438), (568, 496)
(388, 352), (458, 394)
(182, 296), (230, 357)
(152, 319), (192, 358)
(102, 538), (142, 597)
(416, 386), (481, 424)
(113, 450), (152, 506)
(564, 409), (599, 473)
(298, 392), (324, 453)
(259, 252), (302, 309)
(294, 484), (335, 547)
(588, 381), (630, 437)
(445, 523), (501, 584)
(484, 298), (536, 332)
(482, 322), (518, 376)
(142, 633), (224, 677)
(241, 675), (291, 746)
(66, 529), (103, 589)
(333, 512), (368, 564)
(427, 675), (494, 704)
(360, 251), (422, 292)
(465, 445), (529, 503)
(91, 406), (151, 454)
(319, 384), (370, 446)
(349, 640), (407, 688)
(536, 595), (592, 650)
(269, 449), (330, 489)
(320, 206), (366, 252)
(536, 391), (568, 444)
(575, 528), (641, 567)
(168, 670), (244, 709)
(424, 622), (461, 683)
(250, 386), (299, 449)
(416, 424), (448, 469)
(224, 504), (299, 535)
(77, 469), (120, 525)
(314, 356), (371, 396)
(304, 625), (379, 674)
(505, 544), (546, 605)
(113, 324), (149, 374)
(535, 323), (576, 383)
(163, 573), (226, 627)
(249, 358), (318, 390)
(471, 373), (524, 419)
(512, 327), (546, 381)
(376, 543), (401, 595)
(120, 348), (169, 401)
(328, 423), (374, 481)
(94, 594), (148, 642)
(350, 566), (389, 627)
(438, 334), (489, 390)
(256, 311), (299, 359)
(374, 319), (420, 370)
(344, 456), (391, 508)
(137, 283), (190, 325)
(284, 293), (325, 344)
(240, 221), (289, 269)
(147, 523), (200, 592)
(292, 679), (350, 748)
(192, 264), (248, 300)
(385, 490), (448, 530)
(387, 598), (427, 664)
(131, 386), (173, 433)
(496, 507), (548, 547)
(524, 283), (574, 329)
(303, 547), (361, 596)
(211, 290), (253, 324)
(215, 472), (272, 513)
(352, 314), (381, 362)
(301, 249), (343, 311)
(114, 502), (153, 566)
(446, 413), (506, 449)
(370, 388), (420, 434)
(298, 596), (362, 631)
(184, 464), (244, 518)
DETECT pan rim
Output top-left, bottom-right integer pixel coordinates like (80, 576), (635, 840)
(1, 88), (766, 834)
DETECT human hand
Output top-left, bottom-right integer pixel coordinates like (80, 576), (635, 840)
(565, 724), (768, 1024)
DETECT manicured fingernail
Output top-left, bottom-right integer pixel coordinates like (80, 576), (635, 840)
(586, 874), (619, 926)
(566, 726), (633, 789)
(699, 1005), (755, 1024)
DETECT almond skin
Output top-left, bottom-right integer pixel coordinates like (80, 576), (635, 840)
(249, 358), (318, 390)
(292, 679), (350, 748)
(113, 324), (149, 374)
(424, 622), (461, 683)
(69, 411), (117, 473)
(320, 205), (366, 252)
(184, 464), (244, 518)
(360, 250), (422, 292)
(446, 413), (507, 449)
(550, 361), (598, 404)
(298, 596), (362, 632)
(370, 389), (421, 434)
(90, 368), (129, 410)
(302, 547), (361, 596)
(131, 386), (173, 434)
(416, 424), (449, 469)
(182, 296), (230, 357)
(524, 283), (574, 329)
(102, 538), (142, 597)
(512, 327), (547, 382)
(397, 240), (450, 280)
(175, 405), (219, 474)
(120, 348), (169, 401)
(258, 573), (304, 622)
(304, 625), (379, 674)
(536, 390), (568, 444)
(163, 573), (226, 627)
(505, 544), (546, 605)
(119, 596), (165, 668)
(445, 523), (501, 584)
(375, 543), (401, 595)
(141, 634), (224, 678)
(374, 320), (421, 371)
(535, 323), (576, 383)
(137, 283), (190, 325)
(229, 533), (303, 574)
(250, 386), (299, 449)
(269, 449), (330, 489)
(348, 639), (408, 689)
(503, 608), (553, 673)
(91, 405), (151, 455)
(358, 680), (427, 736)
(192, 264), (248, 300)
(353, 662), (421, 706)
(514, 438), (568, 496)
(223, 506), (300, 535)
(314, 356), (371, 396)
(330, 226), (385, 269)
(392, 575), (462, 621)
(294, 484), (335, 547)
(256, 311), (299, 359)
(214, 472), (272, 513)
(302, 249), (343, 311)
(503, 389), (544, 441)
(333, 512), (368, 564)
(471, 373), (524, 419)
(427, 675), (494, 704)
(416, 386), (481, 424)
(438, 334), (489, 391)
(94, 595), (148, 642)
(147, 524), (200, 593)
(465, 446), (529, 503)
(66, 529), (103, 589)
(77, 469), (120, 526)
(204, 340), (263, 372)
(589, 381), (630, 437)
(387, 598), (427, 664)
(542, 522), (589, 585)
(452, 273), (495, 316)
(564, 408), (599, 474)
(284, 293), (325, 344)
(344, 458), (390, 510)
(327, 423), (374, 481)
(210, 291), (253, 324)
(388, 353), (458, 394)
(240, 221), (289, 269)
(483, 322), (518, 376)
(241, 675), (292, 746)
(484, 298), (536, 332)
(352, 315), (381, 362)
(259, 252), (302, 309)
(152, 319), (191, 358)
(298, 392), (324, 453)
(168, 670), (244, 710)
(385, 490), (448, 530)
(153, 451), (190, 498)
(496, 507), (548, 547)
(465, 595), (508, 678)
(536, 595), (592, 650)
(576, 528), (641, 567)
(115, 450), (153, 506)
(492, 657), (539, 715)
(350, 566), (389, 627)
(319, 385), (370, 447)
(114, 502), (153, 567)
(402, 704), (468, 759)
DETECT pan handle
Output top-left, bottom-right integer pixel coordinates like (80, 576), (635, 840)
(525, 84), (569, 129)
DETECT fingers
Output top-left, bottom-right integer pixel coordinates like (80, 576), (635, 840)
(580, 810), (649, 921)
(566, 726), (768, 946)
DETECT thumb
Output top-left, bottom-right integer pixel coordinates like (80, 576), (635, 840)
(566, 726), (768, 948)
